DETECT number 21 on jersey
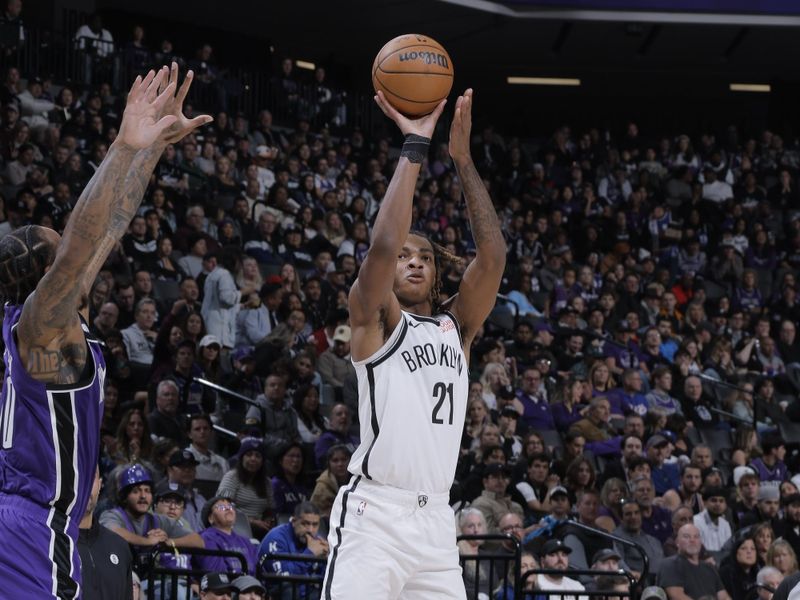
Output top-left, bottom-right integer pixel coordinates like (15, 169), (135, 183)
(431, 381), (454, 425)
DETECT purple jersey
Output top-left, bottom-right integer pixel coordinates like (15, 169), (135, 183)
(0, 303), (105, 598)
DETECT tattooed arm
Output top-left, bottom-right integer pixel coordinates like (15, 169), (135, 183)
(447, 90), (506, 347)
(77, 144), (164, 297)
(79, 64), (212, 297)
(17, 67), (209, 384)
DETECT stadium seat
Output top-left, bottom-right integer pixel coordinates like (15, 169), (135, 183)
(609, 417), (626, 433)
(320, 383), (337, 406)
(700, 428), (733, 457)
(152, 279), (180, 307)
(685, 426), (703, 448)
(221, 410), (245, 434)
(486, 305), (515, 335)
(194, 479), (221, 500)
(703, 280), (728, 301)
(538, 430), (564, 455)
(780, 421), (800, 445)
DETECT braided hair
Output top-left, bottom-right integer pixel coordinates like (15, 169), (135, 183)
(0, 225), (56, 305)
(408, 230), (463, 314)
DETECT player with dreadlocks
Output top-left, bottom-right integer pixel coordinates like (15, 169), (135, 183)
(0, 65), (211, 597)
(322, 88), (506, 599)
(407, 228), (463, 313)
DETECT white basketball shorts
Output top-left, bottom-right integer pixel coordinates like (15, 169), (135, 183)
(322, 475), (466, 599)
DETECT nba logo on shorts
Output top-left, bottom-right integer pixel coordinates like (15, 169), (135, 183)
(357, 501), (367, 515)
(418, 495), (428, 508)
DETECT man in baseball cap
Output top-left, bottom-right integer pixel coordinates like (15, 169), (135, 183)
(232, 574), (266, 599)
(641, 586), (668, 600)
(164, 448), (207, 531)
(742, 485), (782, 529)
(536, 538), (586, 597)
(592, 548), (623, 571)
(200, 572), (236, 599)
(99, 464), (203, 563)
(153, 480), (189, 521)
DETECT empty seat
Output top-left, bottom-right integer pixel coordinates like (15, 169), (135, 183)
(780, 421), (800, 445)
(486, 305), (515, 335)
(700, 428), (733, 456)
(152, 278), (180, 305)
(685, 426), (703, 448)
(538, 430), (564, 456)
(193, 478), (221, 500)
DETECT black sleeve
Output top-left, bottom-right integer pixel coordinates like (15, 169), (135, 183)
(773, 572), (800, 600)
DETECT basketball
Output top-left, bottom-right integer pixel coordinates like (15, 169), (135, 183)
(372, 34), (454, 117)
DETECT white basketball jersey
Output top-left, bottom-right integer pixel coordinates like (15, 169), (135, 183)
(348, 310), (468, 494)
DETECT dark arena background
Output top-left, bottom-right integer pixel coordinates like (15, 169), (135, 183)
(0, 0), (799, 598)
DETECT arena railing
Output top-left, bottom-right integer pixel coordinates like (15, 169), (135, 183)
(457, 524), (649, 599)
(458, 533), (522, 600)
(258, 551), (327, 600)
(0, 23), (377, 134)
(566, 520), (650, 592)
(519, 567), (637, 599)
(143, 544), (248, 600)
(193, 377), (266, 435)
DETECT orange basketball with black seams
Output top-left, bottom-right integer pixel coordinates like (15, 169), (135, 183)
(372, 34), (454, 117)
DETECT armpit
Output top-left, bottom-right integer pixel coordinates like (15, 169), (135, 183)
(26, 341), (87, 385)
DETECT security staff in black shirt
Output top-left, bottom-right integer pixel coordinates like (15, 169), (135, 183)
(79, 468), (134, 599)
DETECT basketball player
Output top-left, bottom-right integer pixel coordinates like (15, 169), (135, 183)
(0, 65), (211, 598)
(322, 88), (505, 599)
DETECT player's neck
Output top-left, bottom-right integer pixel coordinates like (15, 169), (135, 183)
(400, 300), (433, 317)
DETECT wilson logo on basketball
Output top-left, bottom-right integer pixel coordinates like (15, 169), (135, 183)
(398, 51), (449, 68)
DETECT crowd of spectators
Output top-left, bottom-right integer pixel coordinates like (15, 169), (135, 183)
(2, 2), (800, 599)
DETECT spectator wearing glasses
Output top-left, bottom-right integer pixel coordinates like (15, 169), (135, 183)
(195, 496), (258, 575)
(498, 511), (526, 553)
(517, 366), (555, 431)
(161, 449), (207, 533)
(152, 480), (193, 599)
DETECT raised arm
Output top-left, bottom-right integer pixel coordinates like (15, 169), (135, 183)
(18, 65), (211, 383)
(78, 64), (212, 297)
(348, 93), (445, 358)
(447, 90), (506, 345)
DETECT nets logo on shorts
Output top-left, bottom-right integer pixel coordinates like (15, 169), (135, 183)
(418, 495), (428, 508)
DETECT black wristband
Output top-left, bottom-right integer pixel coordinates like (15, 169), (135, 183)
(400, 134), (431, 164)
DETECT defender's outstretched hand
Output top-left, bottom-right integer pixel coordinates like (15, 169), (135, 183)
(158, 62), (214, 143)
(117, 67), (177, 149)
(449, 88), (473, 163)
(374, 90), (445, 139)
